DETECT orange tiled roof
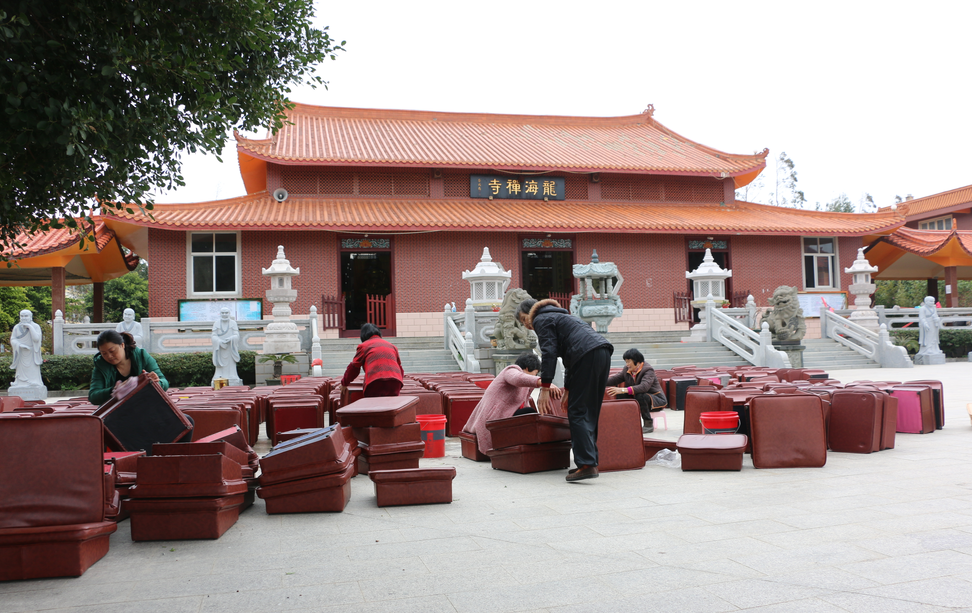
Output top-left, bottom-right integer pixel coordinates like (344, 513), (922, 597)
(106, 194), (903, 236)
(2, 218), (139, 269)
(875, 226), (972, 257)
(877, 184), (972, 221)
(235, 104), (769, 178)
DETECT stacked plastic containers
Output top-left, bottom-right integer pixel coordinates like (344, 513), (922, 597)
(255, 424), (355, 513)
(336, 396), (424, 474)
(485, 413), (572, 473)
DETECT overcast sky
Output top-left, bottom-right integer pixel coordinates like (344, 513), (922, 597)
(157, 0), (972, 211)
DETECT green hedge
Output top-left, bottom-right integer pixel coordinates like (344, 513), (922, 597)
(0, 351), (257, 391)
(890, 329), (972, 358)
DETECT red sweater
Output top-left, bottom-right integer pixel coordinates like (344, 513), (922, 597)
(341, 337), (404, 388)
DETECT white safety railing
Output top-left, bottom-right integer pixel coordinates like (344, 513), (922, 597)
(444, 307), (479, 373)
(820, 310), (912, 368)
(707, 301), (791, 368)
(53, 310), (313, 356)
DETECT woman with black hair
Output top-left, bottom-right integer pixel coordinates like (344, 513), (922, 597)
(88, 330), (168, 405)
(338, 323), (404, 397)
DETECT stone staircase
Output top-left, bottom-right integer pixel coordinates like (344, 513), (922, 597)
(315, 332), (880, 377)
(601, 332), (752, 370)
(316, 336), (462, 378)
(801, 338), (881, 370)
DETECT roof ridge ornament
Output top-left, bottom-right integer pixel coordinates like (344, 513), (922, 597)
(642, 104), (655, 118)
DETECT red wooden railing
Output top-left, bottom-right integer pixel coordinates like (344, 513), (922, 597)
(731, 290), (750, 308)
(674, 291), (693, 324)
(366, 294), (391, 329)
(321, 295), (344, 330)
(548, 291), (572, 306)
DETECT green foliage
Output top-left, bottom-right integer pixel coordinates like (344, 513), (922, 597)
(875, 280), (936, 309)
(0, 286), (32, 331)
(0, 1), (344, 249)
(0, 350), (257, 391)
(24, 286), (51, 321)
(257, 352), (298, 365)
(890, 329), (972, 358)
(100, 266), (149, 321)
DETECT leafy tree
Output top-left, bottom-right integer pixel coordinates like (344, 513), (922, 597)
(24, 285), (51, 321)
(0, 1), (344, 250)
(0, 286), (32, 331)
(735, 151), (805, 208)
(85, 262), (149, 322)
(814, 193), (874, 213)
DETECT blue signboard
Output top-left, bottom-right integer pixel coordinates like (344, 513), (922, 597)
(178, 299), (264, 322)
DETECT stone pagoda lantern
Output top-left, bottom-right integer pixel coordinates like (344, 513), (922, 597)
(261, 245), (302, 354)
(844, 247), (880, 332)
(683, 248), (731, 342)
(462, 247), (511, 310)
(570, 250), (623, 333)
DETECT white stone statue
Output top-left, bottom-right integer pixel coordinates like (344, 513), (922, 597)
(8, 310), (47, 400)
(916, 296), (945, 365)
(211, 307), (242, 385)
(115, 308), (144, 347)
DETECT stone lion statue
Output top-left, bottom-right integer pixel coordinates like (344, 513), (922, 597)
(759, 285), (806, 342)
(491, 288), (538, 350)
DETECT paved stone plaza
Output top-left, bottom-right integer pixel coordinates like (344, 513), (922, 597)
(4, 362), (972, 613)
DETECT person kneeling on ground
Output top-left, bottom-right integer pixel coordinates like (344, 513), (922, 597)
(462, 352), (563, 457)
(605, 348), (667, 434)
(339, 323), (404, 398)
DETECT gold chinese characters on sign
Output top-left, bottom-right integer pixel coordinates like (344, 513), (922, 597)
(471, 175), (565, 201)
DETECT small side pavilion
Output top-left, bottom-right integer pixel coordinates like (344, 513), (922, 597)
(1, 219), (140, 322)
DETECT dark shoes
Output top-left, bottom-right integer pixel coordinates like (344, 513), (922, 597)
(566, 465), (599, 482)
(642, 424), (654, 434)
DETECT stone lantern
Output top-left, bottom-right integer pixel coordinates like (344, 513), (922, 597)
(570, 250), (623, 333)
(683, 249), (731, 342)
(844, 247), (879, 332)
(261, 245), (302, 354)
(462, 247), (511, 310)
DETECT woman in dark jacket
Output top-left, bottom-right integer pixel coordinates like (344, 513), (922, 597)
(517, 298), (613, 482)
(89, 330), (168, 405)
(606, 348), (667, 433)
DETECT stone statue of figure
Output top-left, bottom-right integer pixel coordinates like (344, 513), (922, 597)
(918, 296), (942, 354)
(491, 288), (537, 350)
(211, 307), (242, 385)
(116, 308), (144, 347)
(9, 310), (46, 399)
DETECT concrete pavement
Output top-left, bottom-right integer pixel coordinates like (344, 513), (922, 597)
(3, 362), (972, 613)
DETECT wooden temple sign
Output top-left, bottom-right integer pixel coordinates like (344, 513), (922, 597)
(470, 175), (565, 201)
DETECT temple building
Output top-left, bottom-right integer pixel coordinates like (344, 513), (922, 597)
(97, 103), (909, 337)
(14, 103), (969, 334)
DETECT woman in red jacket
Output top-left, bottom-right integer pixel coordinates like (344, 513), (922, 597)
(339, 323), (404, 397)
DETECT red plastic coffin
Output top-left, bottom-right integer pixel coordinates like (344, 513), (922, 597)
(256, 461), (355, 514)
(129, 454), (246, 498)
(126, 495), (244, 541)
(459, 431), (490, 462)
(151, 441), (249, 466)
(677, 434), (748, 471)
(486, 414), (571, 450)
(258, 425), (350, 486)
(352, 422), (422, 446)
(369, 467), (456, 507)
(336, 396), (419, 428)
(94, 375), (192, 453)
(0, 522), (117, 581)
(489, 442), (571, 474)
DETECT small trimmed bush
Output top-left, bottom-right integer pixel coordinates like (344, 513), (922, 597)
(890, 328), (972, 358)
(1, 351), (257, 392)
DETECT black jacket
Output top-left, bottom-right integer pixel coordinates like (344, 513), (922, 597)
(529, 299), (613, 388)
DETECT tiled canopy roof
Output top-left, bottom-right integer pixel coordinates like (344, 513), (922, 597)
(235, 104), (769, 178)
(106, 194), (902, 236)
(877, 184), (972, 221)
(3, 219), (137, 267)
(874, 226), (972, 258)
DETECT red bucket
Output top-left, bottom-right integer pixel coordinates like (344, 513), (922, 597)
(416, 414), (447, 458)
(699, 411), (739, 434)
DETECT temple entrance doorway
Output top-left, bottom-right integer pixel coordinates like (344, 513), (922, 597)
(686, 238), (732, 323)
(340, 237), (394, 337)
(520, 236), (575, 304)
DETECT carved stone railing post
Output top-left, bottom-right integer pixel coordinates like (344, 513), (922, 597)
(53, 310), (64, 355)
(443, 304), (452, 350)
